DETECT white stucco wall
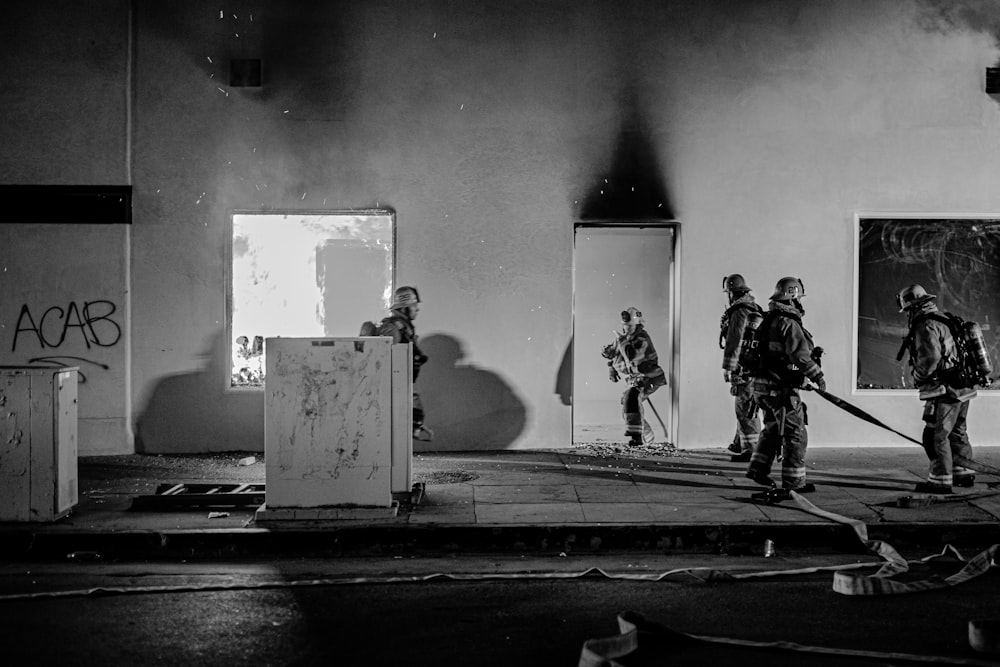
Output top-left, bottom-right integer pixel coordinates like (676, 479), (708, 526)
(2, 0), (999, 454)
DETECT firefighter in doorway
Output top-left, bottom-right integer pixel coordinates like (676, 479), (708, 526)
(896, 284), (977, 494)
(747, 277), (825, 500)
(601, 307), (667, 445)
(377, 286), (433, 441)
(720, 274), (763, 463)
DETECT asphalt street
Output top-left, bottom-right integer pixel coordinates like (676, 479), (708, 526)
(2, 555), (999, 666)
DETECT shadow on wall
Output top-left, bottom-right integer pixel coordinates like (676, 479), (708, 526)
(417, 334), (527, 451)
(134, 329), (264, 454)
(555, 336), (573, 406)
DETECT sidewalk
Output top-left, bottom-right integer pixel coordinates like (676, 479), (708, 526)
(2, 446), (999, 560)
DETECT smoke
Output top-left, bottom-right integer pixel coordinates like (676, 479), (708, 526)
(916, 0), (1000, 54)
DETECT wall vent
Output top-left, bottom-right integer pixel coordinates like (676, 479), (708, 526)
(986, 67), (1000, 94)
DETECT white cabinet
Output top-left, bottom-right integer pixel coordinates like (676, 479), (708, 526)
(0, 367), (78, 522)
(262, 338), (411, 511)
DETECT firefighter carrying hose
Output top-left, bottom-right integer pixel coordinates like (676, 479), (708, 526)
(377, 286), (433, 441)
(720, 274), (763, 463)
(747, 277), (825, 499)
(601, 307), (667, 446)
(896, 284), (978, 494)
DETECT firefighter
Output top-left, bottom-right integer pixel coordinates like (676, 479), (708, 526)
(747, 277), (825, 499)
(377, 286), (433, 441)
(720, 274), (763, 463)
(601, 307), (667, 445)
(896, 284), (977, 493)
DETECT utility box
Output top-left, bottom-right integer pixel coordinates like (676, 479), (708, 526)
(0, 366), (79, 522)
(260, 338), (412, 516)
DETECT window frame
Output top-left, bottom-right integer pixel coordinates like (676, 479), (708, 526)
(853, 212), (1000, 396)
(225, 208), (396, 393)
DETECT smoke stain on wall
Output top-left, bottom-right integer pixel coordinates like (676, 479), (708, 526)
(578, 81), (675, 222)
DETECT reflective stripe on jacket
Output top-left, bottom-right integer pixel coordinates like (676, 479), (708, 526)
(721, 296), (761, 373)
(909, 306), (977, 401)
(756, 300), (823, 390)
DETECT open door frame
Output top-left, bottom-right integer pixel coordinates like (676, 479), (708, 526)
(572, 220), (680, 447)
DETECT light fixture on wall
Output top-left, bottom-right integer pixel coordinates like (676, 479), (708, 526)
(986, 67), (1000, 94)
(230, 59), (262, 87)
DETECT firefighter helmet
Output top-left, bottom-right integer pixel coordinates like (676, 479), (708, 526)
(621, 307), (644, 327)
(770, 277), (806, 301)
(722, 274), (751, 293)
(390, 286), (421, 310)
(896, 284), (936, 312)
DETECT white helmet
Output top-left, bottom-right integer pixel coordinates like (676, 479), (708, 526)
(390, 286), (420, 310)
(896, 284), (935, 312)
(621, 307), (644, 328)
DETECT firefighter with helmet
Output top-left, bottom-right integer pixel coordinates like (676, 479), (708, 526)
(601, 307), (667, 446)
(720, 274), (763, 463)
(896, 284), (977, 493)
(747, 277), (826, 500)
(377, 286), (433, 441)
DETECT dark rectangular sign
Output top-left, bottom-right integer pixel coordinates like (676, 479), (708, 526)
(0, 185), (132, 224)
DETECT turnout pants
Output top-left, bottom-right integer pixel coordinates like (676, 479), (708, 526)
(921, 397), (974, 487)
(730, 381), (760, 454)
(749, 389), (809, 489)
(622, 378), (663, 442)
(413, 392), (425, 429)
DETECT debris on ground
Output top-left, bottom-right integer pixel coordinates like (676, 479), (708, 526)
(416, 470), (480, 484)
(237, 456), (256, 466)
(572, 441), (678, 459)
(207, 511), (231, 519)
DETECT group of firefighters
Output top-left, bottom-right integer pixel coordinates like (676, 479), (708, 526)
(380, 274), (983, 499)
(602, 275), (984, 501)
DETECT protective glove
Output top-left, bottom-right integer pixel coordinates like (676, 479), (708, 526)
(810, 346), (825, 367)
(813, 376), (826, 392)
(628, 374), (643, 388)
(723, 370), (732, 383)
(609, 367), (620, 383)
(601, 344), (616, 360)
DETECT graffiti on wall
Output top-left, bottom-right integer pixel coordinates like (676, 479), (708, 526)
(10, 300), (122, 382)
(12, 300), (121, 351)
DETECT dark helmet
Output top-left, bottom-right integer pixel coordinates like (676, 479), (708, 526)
(896, 284), (935, 312)
(770, 277), (806, 301)
(722, 274), (751, 293)
(390, 286), (421, 310)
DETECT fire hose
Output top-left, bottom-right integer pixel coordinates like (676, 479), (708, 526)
(804, 386), (1000, 477)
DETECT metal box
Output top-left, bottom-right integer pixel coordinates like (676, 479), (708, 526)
(263, 338), (412, 509)
(0, 366), (79, 522)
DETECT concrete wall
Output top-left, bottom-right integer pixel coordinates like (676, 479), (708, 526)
(2, 0), (999, 454)
(0, 1), (132, 454)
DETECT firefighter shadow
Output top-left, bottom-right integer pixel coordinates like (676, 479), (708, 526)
(417, 333), (527, 451)
(134, 328), (263, 453)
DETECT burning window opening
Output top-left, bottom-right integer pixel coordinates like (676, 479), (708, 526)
(230, 212), (394, 388)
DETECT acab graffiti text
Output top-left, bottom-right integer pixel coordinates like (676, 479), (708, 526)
(12, 300), (122, 352)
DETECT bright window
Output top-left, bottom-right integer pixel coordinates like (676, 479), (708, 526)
(229, 211), (394, 388)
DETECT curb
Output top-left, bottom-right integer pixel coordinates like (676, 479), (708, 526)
(3, 522), (998, 561)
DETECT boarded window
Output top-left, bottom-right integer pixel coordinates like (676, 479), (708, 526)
(856, 216), (1000, 391)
